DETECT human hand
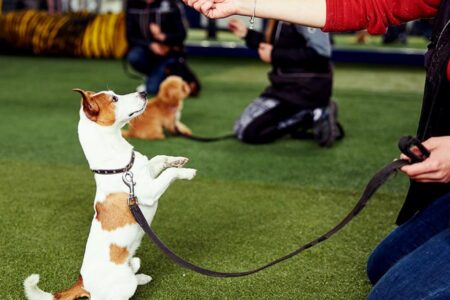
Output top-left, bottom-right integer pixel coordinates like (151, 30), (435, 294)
(149, 43), (170, 56)
(400, 136), (450, 183)
(183, 0), (239, 19)
(149, 23), (166, 41)
(228, 19), (248, 38)
(258, 43), (273, 63)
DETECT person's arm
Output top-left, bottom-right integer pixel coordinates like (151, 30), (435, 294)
(183, 0), (440, 34)
(228, 19), (264, 49)
(184, 0), (326, 28)
(324, 0), (440, 34)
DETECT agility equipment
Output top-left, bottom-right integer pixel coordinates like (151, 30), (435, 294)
(0, 10), (127, 58)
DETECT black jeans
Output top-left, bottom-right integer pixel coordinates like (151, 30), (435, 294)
(234, 97), (313, 144)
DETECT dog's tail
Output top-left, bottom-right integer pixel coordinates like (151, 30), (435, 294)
(24, 274), (90, 300)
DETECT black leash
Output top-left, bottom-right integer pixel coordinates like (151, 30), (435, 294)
(126, 136), (429, 277)
(178, 132), (236, 143)
(172, 126), (234, 143)
(175, 126), (235, 143)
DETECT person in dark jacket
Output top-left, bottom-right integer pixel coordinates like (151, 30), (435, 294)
(230, 19), (343, 147)
(125, 0), (188, 94)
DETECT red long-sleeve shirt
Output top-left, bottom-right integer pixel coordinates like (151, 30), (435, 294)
(323, 0), (450, 81)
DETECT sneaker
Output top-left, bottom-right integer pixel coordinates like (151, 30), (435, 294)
(313, 100), (344, 147)
(136, 83), (146, 93)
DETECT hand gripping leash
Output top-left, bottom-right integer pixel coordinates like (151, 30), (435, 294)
(128, 136), (429, 277)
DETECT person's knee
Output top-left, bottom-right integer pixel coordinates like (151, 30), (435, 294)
(366, 237), (402, 285)
(127, 48), (145, 68)
(367, 246), (386, 285)
(238, 127), (274, 144)
(145, 80), (159, 95)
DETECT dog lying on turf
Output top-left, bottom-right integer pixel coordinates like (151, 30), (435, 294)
(122, 76), (192, 140)
(24, 89), (196, 300)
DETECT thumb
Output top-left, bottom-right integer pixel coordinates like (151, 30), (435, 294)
(422, 137), (439, 151)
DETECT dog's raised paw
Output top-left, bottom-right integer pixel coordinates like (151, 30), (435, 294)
(167, 157), (189, 168)
(136, 274), (152, 285)
(178, 168), (197, 180)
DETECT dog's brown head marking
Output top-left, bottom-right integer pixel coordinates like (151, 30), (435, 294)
(73, 88), (117, 126)
(157, 76), (191, 106)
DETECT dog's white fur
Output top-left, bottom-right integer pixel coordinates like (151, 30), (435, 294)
(24, 90), (196, 300)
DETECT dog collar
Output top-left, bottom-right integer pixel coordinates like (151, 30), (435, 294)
(91, 151), (135, 175)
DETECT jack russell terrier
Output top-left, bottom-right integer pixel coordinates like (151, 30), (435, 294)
(24, 89), (196, 300)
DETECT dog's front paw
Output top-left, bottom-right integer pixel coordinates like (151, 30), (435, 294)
(136, 274), (152, 285)
(178, 168), (197, 180)
(167, 156), (189, 168)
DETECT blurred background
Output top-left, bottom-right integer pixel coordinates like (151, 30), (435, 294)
(0, 0), (433, 64)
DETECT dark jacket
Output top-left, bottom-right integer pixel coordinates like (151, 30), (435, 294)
(125, 0), (187, 53)
(396, 0), (450, 225)
(244, 22), (333, 108)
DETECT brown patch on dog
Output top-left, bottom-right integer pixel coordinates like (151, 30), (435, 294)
(95, 193), (137, 231)
(73, 89), (116, 126)
(122, 76), (192, 140)
(110, 244), (129, 265)
(53, 275), (90, 300)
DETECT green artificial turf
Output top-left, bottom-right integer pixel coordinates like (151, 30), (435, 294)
(0, 55), (425, 299)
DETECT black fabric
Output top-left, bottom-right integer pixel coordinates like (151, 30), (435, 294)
(236, 98), (313, 144)
(263, 70), (333, 109)
(125, 0), (186, 50)
(244, 22), (332, 107)
(396, 0), (450, 225)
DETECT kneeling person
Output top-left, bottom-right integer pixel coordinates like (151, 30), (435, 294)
(230, 19), (343, 147)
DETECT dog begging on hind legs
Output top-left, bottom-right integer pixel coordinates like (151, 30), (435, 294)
(24, 88), (196, 300)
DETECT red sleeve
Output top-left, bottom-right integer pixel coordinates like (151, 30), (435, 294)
(447, 61), (450, 82)
(323, 0), (441, 34)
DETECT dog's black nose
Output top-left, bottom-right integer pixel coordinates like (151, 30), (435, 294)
(139, 91), (147, 99)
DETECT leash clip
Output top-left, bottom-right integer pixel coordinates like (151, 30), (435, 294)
(122, 171), (138, 206)
(398, 136), (430, 164)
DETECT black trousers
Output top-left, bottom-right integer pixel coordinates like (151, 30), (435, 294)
(234, 97), (314, 144)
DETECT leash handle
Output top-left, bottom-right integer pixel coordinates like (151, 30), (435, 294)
(398, 136), (430, 164)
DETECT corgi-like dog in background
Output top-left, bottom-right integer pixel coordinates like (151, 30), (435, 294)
(24, 89), (196, 300)
(122, 76), (192, 140)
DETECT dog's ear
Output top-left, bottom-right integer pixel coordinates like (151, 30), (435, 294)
(73, 88), (99, 121)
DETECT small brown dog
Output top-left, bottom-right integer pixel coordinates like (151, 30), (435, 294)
(123, 76), (192, 140)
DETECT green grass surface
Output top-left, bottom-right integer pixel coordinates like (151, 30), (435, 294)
(0, 55), (426, 299)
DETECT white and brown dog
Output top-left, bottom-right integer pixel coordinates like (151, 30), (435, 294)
(24, 89), (196, 300)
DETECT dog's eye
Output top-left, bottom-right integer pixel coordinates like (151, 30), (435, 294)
(111, 95), (119, 102)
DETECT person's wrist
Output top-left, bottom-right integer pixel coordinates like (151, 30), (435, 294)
(236, 0), (254, 17)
